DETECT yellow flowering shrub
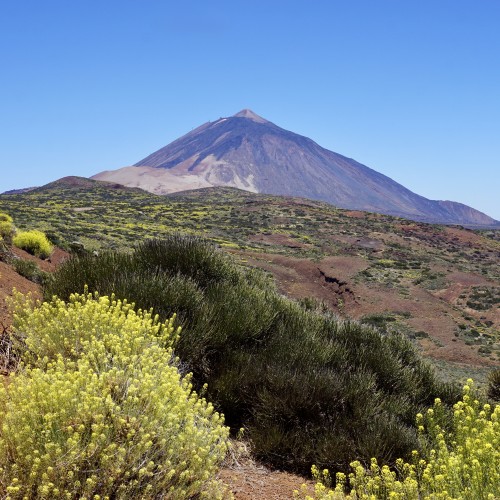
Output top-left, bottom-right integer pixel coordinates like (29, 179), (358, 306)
(10, 290), (179, 369)
(0, 213), (15, 243)
(295, 380), (499, 500)
(0, 291), (231, 499)
(12, 230), (53, 259)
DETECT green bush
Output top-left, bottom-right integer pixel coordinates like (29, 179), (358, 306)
(488, 368), (500, 402)
(13, 259), (51, 285)
(1, 291), (230, 499)
(135, 234), (242, 289)
(46, 235), (459, 473)
(12, 230), (53, 259)
(295, 380), (500, 500)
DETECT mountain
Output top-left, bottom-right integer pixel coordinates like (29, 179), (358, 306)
(92, 109), (498, 226)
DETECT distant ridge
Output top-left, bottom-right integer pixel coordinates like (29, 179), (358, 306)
(32, 176), (147, 194)
(2, 187), (36, 195)
(90, 110), (495, 226)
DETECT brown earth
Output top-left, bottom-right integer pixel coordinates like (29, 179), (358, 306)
(0, 258), (40, 329)
(0, 247), (69, 329)
(233, 250), (498, 370)
(219, 464), (306, 499)
(217, 441), (310, 499)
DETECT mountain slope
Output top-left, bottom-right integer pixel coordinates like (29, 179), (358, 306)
(92, 110), (498, 226)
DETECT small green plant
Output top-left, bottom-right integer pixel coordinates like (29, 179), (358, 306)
(295, 380), (500, 500)
(0, 291), (230, 499)
(12, 230), (53, 259)
(13, 259), (50, 285)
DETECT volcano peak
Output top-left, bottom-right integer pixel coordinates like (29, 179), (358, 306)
(233, 109), (268, 123)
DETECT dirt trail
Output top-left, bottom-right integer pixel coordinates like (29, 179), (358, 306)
(219, 465), (306, 499)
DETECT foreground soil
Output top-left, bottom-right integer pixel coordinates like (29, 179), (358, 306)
(217, 442), (311, 499)
(219, 463), (306, 499)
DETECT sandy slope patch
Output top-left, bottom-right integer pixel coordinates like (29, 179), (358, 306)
(92, 166), (214, 195)
(219, 466), (306, 500)
(218, 441), (310, 500)
(248, 233), (312, 249)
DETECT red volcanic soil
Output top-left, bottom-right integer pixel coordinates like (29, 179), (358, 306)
(233, 250), (497, 369)
(0, 259), (39, 329)
(0, 247), (70, 329)
(11, 246), (69, 272)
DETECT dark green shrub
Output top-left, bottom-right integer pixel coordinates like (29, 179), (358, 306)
(13, 259), (51, 285)
(135, 234), (242, 289)
(0, 239), (9, 260)
(298, 296), (330, 313)
(488, 369), (500, 402)
(46, 234), (459, 474)
(360, 313), (396, 332)
(43, 230), (69, 251)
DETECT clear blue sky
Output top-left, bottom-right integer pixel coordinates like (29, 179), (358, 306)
(1, 0), (499, 219)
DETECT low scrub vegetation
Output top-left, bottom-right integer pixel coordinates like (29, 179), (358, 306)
(12, 230), (53, 259)
(46, 234), (459, 473)
(13, 259), (50, 285)
(0, 291), (230, 499)
(295, 380), (499, 499)
(2, 184), (499, 367)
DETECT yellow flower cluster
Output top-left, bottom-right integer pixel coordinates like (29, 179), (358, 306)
(0, 212), (15, 243)
(295, 380), (499, 500)
(12, 229), (53, 259)
(10, 289), (180, 369)
(0, 291), (231, 499)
